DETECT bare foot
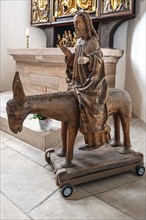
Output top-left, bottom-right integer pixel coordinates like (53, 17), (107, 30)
(61, 159), (74, 168)
(110, 140), (121, 147)
(119, 146), (131, 154)
(57, 150), (66, 157)
(79, 145), (100, 151)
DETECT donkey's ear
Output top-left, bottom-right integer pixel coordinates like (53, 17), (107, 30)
(12, 71), (20, 89)
(12, 72), (25, 106)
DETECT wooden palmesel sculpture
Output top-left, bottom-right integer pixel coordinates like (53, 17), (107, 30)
(6, 12), (145, 197)
(6, 71), (132, 168)
(6, 12), (133, 168)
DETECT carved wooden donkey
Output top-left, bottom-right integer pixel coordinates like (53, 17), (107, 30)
(6, 72), (132, 168)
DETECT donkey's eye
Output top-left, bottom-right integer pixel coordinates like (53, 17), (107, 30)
(7, 100), (14, 106)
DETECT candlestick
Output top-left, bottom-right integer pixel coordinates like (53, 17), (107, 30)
(26, 29), (29, 48)
(26, 36), (29, 48)
(26, 28), (29, 37)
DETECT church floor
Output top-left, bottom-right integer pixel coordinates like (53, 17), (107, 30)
(0, 116), (146, 220)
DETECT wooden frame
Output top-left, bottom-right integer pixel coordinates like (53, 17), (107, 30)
(98, 0), (135, 18)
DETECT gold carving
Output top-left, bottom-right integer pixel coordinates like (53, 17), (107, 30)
(103, 0), (130, 14)
(111, 0), (121, 10)
(58, 0), (77, 16)
(56, 0), (96, 17)
(32, 1), (40, 22)
(77, 0), (92, 12)
(32, 0), (50, 23)
(56, 30), (76, 47)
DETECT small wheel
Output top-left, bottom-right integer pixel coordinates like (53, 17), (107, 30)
(61, 185), (73, 198)
(136, 165), (145, 176)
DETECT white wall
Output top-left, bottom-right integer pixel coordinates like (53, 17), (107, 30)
(0, 0), (46, 92)
(114, 0), (146, 122)
(1, 0), (146, 122)
(114, 22), (128, 89)
(125, 1), (146, 122)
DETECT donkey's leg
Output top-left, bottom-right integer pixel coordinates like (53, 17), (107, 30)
(57, 122), (67, 157)
(110, 113), (121, 147)
(61, 124), (78, 168)
(119, 113), (131, 154)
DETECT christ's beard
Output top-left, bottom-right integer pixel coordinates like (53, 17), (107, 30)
(75, 28), (87, 39)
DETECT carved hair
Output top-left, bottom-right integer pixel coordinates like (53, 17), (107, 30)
(76, 11), (98, 39)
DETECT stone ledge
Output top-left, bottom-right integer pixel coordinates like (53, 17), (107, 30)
(8, 48), (124, 64)
(0, 117), (62, 151)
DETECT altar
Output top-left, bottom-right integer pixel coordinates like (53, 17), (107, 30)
(8, 48), (124, 95)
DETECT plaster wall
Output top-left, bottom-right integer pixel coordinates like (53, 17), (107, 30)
(114, 0), (146, 122)
(0, 0), (46, 91)
(0, 0), (145, 122)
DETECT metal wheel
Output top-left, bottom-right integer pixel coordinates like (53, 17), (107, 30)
(61, 185), (73, 197)
(136, 165), (145, 176)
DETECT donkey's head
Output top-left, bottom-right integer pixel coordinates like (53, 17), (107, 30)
(6, 72), (27, 134)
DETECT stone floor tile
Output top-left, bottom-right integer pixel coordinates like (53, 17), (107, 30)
(95, 176), (146, 220)
(4, 137), (48, 166)
(0, 130), (14, 143)
(1, 147), (58, 213)
(0, 142), (8, 150)
(29, 190), (133, 220)
(0, 193), (30, 220)
(131, 140), (145, 154)
(0, 91), (12, 117)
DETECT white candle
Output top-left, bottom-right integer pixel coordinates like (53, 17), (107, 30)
(26, 28), (29, 36)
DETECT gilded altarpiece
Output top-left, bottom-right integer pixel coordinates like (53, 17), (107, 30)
(31, 0), (135, 48)
(31, 0), (134, 23)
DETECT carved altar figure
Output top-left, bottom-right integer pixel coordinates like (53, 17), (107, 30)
(56, 30), (76, 47)
(103, 0), (112, 13)
(32, 1), (40, 22)
(68, 31), (74, 47)
(111, 0), (130, 11)
(58, 0), (77, 16)
(103, 0), (129, 13)
(56, 34), (62, 47)
(60, 12), (109, 150)
(111, 0), (122, 10)
(77, 0), (92, 12)
(37, 0), (48, 8)
(39, 3), (50, 21)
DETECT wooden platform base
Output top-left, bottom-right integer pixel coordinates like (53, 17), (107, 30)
(45, 144), (144, 192)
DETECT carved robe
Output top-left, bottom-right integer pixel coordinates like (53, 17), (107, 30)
(72, 37), (108, 134)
